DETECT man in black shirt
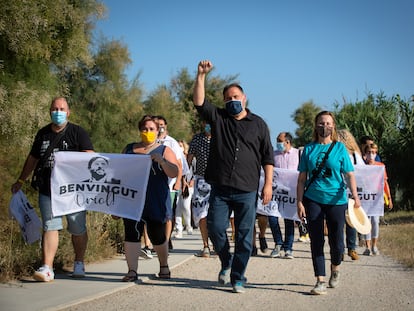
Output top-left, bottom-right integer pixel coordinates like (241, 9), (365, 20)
(11, 97), (94, 282)
(193, 60), (274, 293)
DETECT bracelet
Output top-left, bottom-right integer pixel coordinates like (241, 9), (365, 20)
(18, 178), (25, 184)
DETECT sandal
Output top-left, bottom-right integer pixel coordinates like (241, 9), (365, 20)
(122, 270), (138, 282)
(156, 265), (171, 279)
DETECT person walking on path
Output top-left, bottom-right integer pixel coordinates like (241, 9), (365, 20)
(296, 111), (361, 295)
(154, 115), (188, 250)
(362, 142), (393, 256)
(11, 97), (94, 282)
(119, 115), (179, 281)
(337, 129), (365, 260)
(193, 60), (274, 293)
(188, 121), (213, 257)
(267, 132), (299, 259)
(174, 140), (194, 238)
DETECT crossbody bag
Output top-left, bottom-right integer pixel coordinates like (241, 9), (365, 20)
(31, 126), (67, 190)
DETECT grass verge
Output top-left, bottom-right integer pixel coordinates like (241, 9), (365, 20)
(380, 210), (414, 268)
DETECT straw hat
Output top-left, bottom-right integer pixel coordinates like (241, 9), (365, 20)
(345, 198), (371, 234)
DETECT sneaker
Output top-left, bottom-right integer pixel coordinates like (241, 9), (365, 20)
(187, 228), (193, 235)
(72, 261), (85, 278)
(348, 249), (359, 260)
(218, 268), (231, 285)
(140, 247), (154, 259)
(329, 270), (340, 288)
(284, 250), (294, 259)
(298, 234), (310, 243)
(363, 248), (371, 256)
(174, 231), (183, 239)
(33, 265), (54, 282)
(270, 245), (282, 258)
(232, 281), (246, 293)
(310, 281), (327, 295)
(372, 247), (380, 255)
(195, 247), (210, 257)
(259, 237), (268, 253)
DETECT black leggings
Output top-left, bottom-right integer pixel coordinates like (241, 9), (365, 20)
(123, 218), (167, 245)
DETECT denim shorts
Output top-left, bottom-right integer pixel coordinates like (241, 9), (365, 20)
(39, 193), (87, 235)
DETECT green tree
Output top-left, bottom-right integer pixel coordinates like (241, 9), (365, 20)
(64, 38), (144, 152)
(169, 68), (238, 136)
(334, 92), (400, 158)
(291, 101), (322, 146)
(334, 93), (414, 210)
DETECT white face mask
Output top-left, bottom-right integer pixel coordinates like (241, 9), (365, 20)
(366, 152), (376, 161)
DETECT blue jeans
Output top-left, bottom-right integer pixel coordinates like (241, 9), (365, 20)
(268, 216), (295, 251)
(345, 223), (357, 251)
(304, 197), (346, 277)
(207, 185), (257, 285)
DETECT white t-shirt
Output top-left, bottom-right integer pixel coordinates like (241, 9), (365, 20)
(158, 135), (190, 190)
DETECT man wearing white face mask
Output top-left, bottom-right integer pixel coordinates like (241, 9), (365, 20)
(11, 97), (94, 282)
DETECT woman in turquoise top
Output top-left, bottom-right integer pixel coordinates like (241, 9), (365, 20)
(297, 111), (361, 295)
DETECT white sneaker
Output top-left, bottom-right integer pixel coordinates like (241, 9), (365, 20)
(72, 261), (85, 278)
(140, 247), (154, 259)
(284, 250), (294, 259)
(187, 228), (193, 235)
(174, 231), (183, 239)
(33, 265), (54, 282)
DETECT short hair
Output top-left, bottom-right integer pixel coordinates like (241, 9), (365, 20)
(50, 96), (70, 109)
(138, 115), (160, 131)
(359, 135), (374, 145)
(88, 156), (109, 169)
(154, 115), (167, 125)
(364, 143), (378, 154)
(222, 83), (244, 97)
(284, 132), (293, 142)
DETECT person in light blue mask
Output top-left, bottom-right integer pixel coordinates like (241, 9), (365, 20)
(257, 132), (302, 259)
(11, 97), (94, 282)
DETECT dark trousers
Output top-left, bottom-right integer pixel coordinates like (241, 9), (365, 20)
(304, 197), (347, 277)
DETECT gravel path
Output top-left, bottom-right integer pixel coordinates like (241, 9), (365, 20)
(60, 239), (414, 311)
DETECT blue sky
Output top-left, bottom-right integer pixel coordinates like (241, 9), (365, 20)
(95, 0), (413, 141)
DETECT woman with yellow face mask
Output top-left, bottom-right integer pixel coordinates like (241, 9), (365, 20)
(117, 115), (179, 282)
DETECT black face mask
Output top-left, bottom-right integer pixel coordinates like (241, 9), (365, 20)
(316, 126), (333, 138)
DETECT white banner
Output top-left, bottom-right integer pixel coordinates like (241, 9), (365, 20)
(191, 176), (211, 226)
(51, 152), (152, 221)
(9, 190), (42, 244)
(257, 165), (385, 220)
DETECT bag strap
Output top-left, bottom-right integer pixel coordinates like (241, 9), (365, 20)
(304, 141), (336, 193)
(37, 125), (68, 166)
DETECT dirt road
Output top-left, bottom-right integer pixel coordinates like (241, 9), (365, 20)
(60, 239), (414, 311)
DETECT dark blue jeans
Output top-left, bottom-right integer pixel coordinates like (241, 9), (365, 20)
(304, 197), (346, 277)
(345, 223), (357, 251)
(268, 216), (295, 251)
(207, 185), (257, 285)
